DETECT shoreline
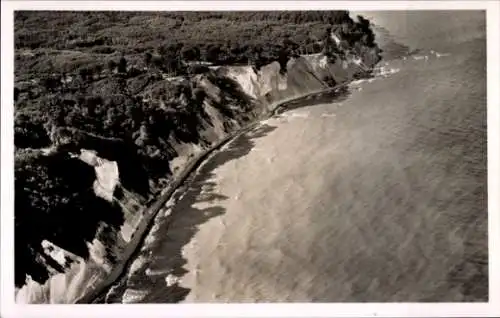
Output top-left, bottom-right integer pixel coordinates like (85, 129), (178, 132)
(76, 83), (349, 304)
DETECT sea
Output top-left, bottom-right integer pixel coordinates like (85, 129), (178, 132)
(119, 11), (487, 302)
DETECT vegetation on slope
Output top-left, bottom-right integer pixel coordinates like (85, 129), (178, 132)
(14, 11), (381, 288)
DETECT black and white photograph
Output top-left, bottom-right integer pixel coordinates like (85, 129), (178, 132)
(1, 1), (499, 317)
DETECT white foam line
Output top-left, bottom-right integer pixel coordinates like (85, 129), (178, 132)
(289, 112), (309, 118)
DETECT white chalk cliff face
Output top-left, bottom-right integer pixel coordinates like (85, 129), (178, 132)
(223, 54), (359, 113)
(78, 149), (120, 202)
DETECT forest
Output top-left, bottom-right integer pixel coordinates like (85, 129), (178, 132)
(14, 11), (380, 287)
(15, 11), (376, 77)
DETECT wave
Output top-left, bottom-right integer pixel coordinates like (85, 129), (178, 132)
(321, 113), (337, 118)
(410, 51), (451, 61)
(430, 50), (451, 58)
(373, 66), (401, 77)
(412, 55), (428, 60)
(286, 112), (310, 119)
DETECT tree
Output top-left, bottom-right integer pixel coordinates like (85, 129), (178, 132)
(144, 52), (152, 66)
(151, 55), (163, 69)
(181, 46), (200, 62)
(79, 68), (94, 82)
(40, 75), (59, 93)
(79, 68), (88, 82)
(108, 60), (117, 73)
(277, 46), (289, 74)
(118, 56), (127, 73)
(94, 64), (103, 75)
(322, 75), (337, 87)
(206, 45), (222, 64)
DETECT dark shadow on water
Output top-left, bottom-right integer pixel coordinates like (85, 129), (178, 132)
(275, 85), (351, 115)
(118, 124), (278, 303)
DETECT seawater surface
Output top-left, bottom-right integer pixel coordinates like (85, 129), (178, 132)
(119, 11), (487, 302)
